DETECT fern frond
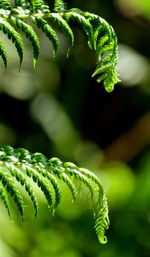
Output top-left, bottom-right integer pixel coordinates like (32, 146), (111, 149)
(10, 16), (40, 65)
(0, 181), (11, 217)
(49, 13), (74, 56)
(0, 145), (109, 244)
(14, 0), (29, 8)
(79, 167), (103, 202)
(0, 40), (7, 67)
(0, 167), (24, 219)
(0, 17), (24, 67)
(50, 159), (78, 202)
(30, 0), (50, 14)
(54, 0), (67, 13)
(63, 8), (93, 49)
(70, 10), (120, 92)
(22, 163), (54, 212)
(32, 16), (59, 57)
(0, 0), (10, 9)
(92, 18), (120, 91)
(64, 161), (94, 200)
(31, 0), (44, 11)
(35, 165), (62, 211)
(5, 162), (38, 217)
(94, 195), (109, 244)
(0, 0), (120, 90)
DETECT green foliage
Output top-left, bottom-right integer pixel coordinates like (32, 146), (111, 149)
(0, 40), (7, 67)
(0, 145), (109, 244)
(0, 0), (120, 91)
(0, 17), (24, 67)
(0, 0), (117, 246)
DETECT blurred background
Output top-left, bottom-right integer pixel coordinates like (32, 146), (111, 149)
(0, 0), (150, 256)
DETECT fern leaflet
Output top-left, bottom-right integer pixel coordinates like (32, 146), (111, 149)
(0, 40), (7, 67)
(0, 181), (11, 217)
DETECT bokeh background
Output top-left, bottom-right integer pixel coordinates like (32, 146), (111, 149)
(0, 0), (150, 256)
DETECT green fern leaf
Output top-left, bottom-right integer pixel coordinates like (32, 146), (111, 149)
(0, 0), (10, 9)
(14, 0), (28, 9)
(34, 164), (62, 210)
(50, 13), (74, 56)
(14, 0), (22, 7)
(0, 1), (120, 91)
(49, 157), (78, 202)
(0, 17), (24, 67)
(30, 0), (50, 14)
(5, 162), (38, 218)
(0, 181), (11, 217)
(94, 195), (109, 244)
(64, 162), (94, 200)
(22, 164), (54, 212)
(0, 168), (24, 219)
(32, 16), (59, 57)
(0, 145), (109, 244)
(44, 172), (62, 210)
(31, 0), (43, 10)
(92, 17), (120, 91)
(0, 40), (8, 67)
(64, 9), (93, 49)
(79, 167), (103, 204)
(54, 0), (67, 12)
(92, 21), (112, 50)
(77, 12), (120, 92)
(10, 16), (40, 66)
